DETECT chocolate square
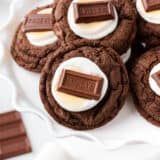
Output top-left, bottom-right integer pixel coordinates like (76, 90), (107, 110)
(23, 14), (53, 32)
(73, 1), (115, 23)
(57, 69), (104, 100)
(0, 111), (31, 159)
(142, 0), (160, 12)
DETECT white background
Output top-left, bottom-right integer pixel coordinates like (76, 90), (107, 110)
(0, 0), (160, 160)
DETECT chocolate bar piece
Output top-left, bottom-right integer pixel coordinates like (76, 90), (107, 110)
(0, 111), (32, 159)
(57, 69), (103, 100)
(0, 111), (21, 126)
(0, 122), (26, 141)
(23, 14), (53, 32)
(142, 0), (160, 12)
(151, 70), (160, 87)
(73, 1), (115, 23)
(0, 136), (31, 159)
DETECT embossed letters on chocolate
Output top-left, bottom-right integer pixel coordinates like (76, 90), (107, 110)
(57, 69), (104, 100)
(23, 14), (53, 32)
(74, 1), (115, 23)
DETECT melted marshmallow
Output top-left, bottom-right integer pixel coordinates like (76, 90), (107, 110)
(67, 0), (118, 40)
(26, 8), (58, 46)
(51, 57), (108, 112)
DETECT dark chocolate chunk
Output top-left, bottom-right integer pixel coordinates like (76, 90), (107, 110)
(73, 1), (115, 23)
(0, 111), (32, 159)
(23, 14), (53, 32)
(151, 70), (160, 87)
(57, 69), (103, 100)
(142, 0), (160, 12)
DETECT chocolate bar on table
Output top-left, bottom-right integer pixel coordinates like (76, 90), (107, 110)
(0, 111), (32, 159)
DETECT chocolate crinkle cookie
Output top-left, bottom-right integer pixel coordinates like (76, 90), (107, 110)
(40, 41), (129, 130)
(11, 4), (61, 72)
(132, 0), (160, 49)
(53, 0), (137, 55)
(130, 47), (160, 126)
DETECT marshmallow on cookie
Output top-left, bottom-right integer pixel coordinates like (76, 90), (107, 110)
(24, 8), (58, 46)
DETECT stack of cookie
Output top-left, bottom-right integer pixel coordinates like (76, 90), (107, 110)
(10, 0), (160, 130)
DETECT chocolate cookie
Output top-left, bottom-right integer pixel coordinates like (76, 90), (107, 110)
(138, 20), (160, 48)
(130, 47), (160, 126)
(132, 0), (160, 49)
(40, 42), (129, 130)
(11, 4), (61, 72)
(53, 0), (137, 55)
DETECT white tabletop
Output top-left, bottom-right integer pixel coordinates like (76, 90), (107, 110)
(0, 0), (160, 160)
